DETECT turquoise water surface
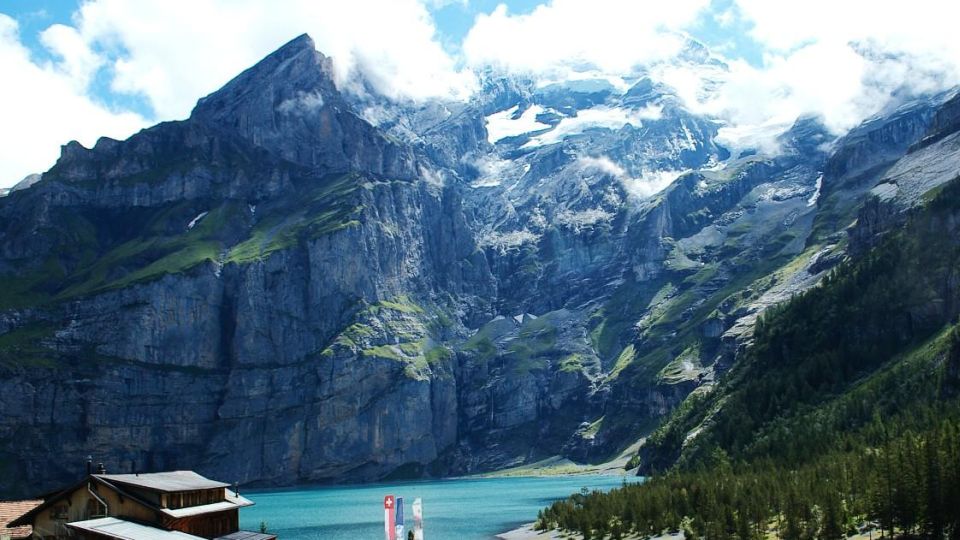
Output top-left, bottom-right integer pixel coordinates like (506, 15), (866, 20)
(239, 475), (633, 539)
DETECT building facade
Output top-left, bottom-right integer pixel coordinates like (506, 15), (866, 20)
(6, 471), (274, 540)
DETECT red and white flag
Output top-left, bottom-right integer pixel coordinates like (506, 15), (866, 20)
(384, 495), (396, 540)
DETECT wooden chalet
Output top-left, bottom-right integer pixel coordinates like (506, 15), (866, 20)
(6, 470), (275, 540)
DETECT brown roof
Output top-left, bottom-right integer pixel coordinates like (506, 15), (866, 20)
(0, 500), (43, 538)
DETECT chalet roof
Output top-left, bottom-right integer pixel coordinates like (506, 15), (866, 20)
(9, 472), (244, 528)
(7, 476), (158, 529)
(95, 471), (230, 492)
(0, 500), (42, 538)
(66, 517), (207, 540)
(214, 532), (277, 540)
(160, 490), (254, 519)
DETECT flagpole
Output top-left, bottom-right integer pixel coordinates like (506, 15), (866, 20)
(384, 495), (396, 540)
(412, 497), (423, 540)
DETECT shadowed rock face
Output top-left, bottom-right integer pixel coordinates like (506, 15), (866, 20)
(193, 34), (417, 180)
(1, 35), (958, 497)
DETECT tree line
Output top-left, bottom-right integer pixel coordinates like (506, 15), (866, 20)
(537, 410), (960, 539)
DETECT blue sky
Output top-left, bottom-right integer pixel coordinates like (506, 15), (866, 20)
(3, 1), (75, 45)
(0, 0), (957, 187)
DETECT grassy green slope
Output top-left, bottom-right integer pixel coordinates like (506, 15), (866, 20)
(0, 174), (363, 310)
(535, 178), (960, 539)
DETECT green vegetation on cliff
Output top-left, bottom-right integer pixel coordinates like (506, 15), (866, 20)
(535, 178), (960, 539)
(226, 173), (361, 263)
(0, 174), (362, 310)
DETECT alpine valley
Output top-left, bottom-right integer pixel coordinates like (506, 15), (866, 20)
(2, 32), (959, 506)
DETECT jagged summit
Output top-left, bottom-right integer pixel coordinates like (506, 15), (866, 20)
(188, 32), (416, 177)
(277, 32), (317, 56)
(36, 33), (333, 180)
(192, 32), (335, 122)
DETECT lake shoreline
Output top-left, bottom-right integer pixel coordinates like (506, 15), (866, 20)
(496, 523), (570, 539)
(498, 524), (681, 540)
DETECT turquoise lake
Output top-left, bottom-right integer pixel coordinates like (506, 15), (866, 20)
(239, 475), (634, 539)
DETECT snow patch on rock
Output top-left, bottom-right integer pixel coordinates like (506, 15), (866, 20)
(187, 211), (208, 230)
(485, 105), (551, 143)
(524, 105), (662, 148)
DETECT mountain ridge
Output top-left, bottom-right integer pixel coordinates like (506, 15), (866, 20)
(0, 35), (958, 498)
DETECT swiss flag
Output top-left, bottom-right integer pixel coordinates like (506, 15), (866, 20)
(384, 495), (396, 540)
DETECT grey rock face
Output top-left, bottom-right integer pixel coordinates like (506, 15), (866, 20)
(193, 34), (417, 180)
(0, 168), (492, 495)
(2, 34), (959, 498)
(913, 90), (960, 149)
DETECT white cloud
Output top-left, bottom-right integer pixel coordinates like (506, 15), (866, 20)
(276, 90), (325, 115)
(659, 40), (876, 140)
(69, 0), (474, 119)
(0, 14), (146, 188)
(739, 0), (960, 98)
(715, 120), (793, 157)
(463, 0), (710, 76)
(736, 0), (960, 58)
(39, 23), (102, 90)
(622, 169), (687, 199)
(422, 0), (468, 7)
(688, 0), (960, 151)
(576, 156), (627, 178)
(576, 156), (684, 199)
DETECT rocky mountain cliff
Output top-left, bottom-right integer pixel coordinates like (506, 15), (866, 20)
(1, 34), (958, 497)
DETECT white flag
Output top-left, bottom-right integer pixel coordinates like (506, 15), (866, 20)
(412, 498), (423, 540)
